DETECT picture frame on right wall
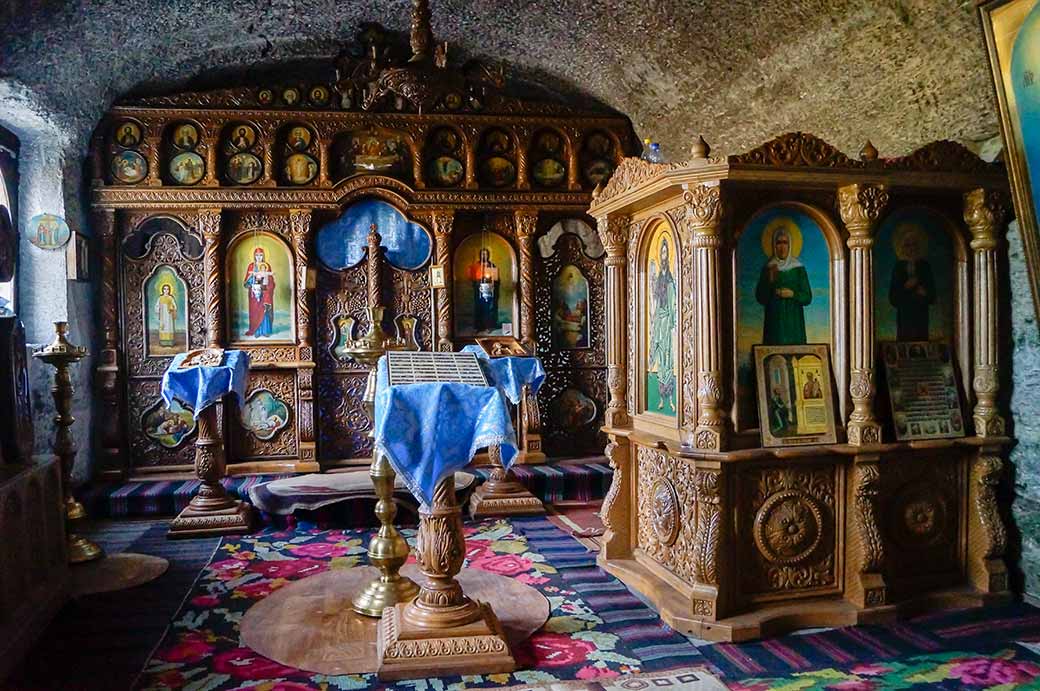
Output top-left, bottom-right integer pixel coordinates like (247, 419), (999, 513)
(980, 0), (1040, 320)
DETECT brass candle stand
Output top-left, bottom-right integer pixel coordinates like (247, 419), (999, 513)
(347, 224), (419, 617)
(33, 321), (103, 564)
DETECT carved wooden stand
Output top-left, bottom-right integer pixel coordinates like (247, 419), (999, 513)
(168, 403), (254, 538)
(468, 444), (544, 517)
(378, 476), (515, 680)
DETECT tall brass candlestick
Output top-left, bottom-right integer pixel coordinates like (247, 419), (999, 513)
(346, 224), (419, 617)
(33, 321), (103, 564)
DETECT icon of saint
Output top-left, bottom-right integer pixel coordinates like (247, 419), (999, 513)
(647, 235), (676, 411)
(756, 224), (811, 345)
(889, 224), (935, 341)
(244, 247), (275, 337)
(467, 247), (500, 333)
(233, 127), (251, 150)
(155, 283), (178, 347)
(802, 371), (822, 399)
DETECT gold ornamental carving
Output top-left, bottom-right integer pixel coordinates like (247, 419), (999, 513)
(650, 478), (680, 546)
(199, 209), (225, 348)
(974, 455), (1007, 560)
(853, 462), (885, 573)
(431, 211), (454, 352)
(729, 132), (860, 168)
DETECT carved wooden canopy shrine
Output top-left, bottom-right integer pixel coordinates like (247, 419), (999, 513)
(589, 132), (1013, 641)
(89, 3), (635, 479)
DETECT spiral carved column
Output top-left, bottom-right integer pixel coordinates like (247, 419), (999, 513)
(289, 209), (313, 349)
(685, 184), (727, 450)
(432, 211), (455, 352)
(964, 188), (1007, 438)
(515, 209), (538, 352)
(199, 209), (225, 348)
(377, 475), (516, 680)
(838, 183), (888, 445)
(597, 215), (631, 429)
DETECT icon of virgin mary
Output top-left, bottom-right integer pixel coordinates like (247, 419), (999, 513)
(244, 246), (275, 337)
(756, 223), (811, 345)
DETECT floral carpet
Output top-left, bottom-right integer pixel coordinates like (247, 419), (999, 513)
(136, 517), (1040, 690)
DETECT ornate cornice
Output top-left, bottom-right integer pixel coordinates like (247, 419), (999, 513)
(594, 157), (683, 205)
(729, 132), (861, 168)
(884, 140), (996, 174)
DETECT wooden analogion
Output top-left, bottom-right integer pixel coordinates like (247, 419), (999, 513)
(590, 133), (1013, 641)
(90, 6), (632, 481)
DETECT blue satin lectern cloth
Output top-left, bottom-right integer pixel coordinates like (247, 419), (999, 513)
(460, 345), (546, 404)
(161, 350), (250, 417)
(373, 355), (518, 507)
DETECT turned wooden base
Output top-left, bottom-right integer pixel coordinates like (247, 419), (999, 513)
(376, 600), (515, 680)
(168, 499), (254, 539)
(468, 480), (545, 517)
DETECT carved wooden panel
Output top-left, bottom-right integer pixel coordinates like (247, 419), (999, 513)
(316, 263), (370, 373)
(882, 452), (963, 597)
(128, 379), (197, 467)
(316, 373), (370, 461)
(535, 228), (606, 455)
(635, 445), (698, 584)
(122, 231), (207, 378)
(230, 370), (298, 460)
(736, 463), (840, 600)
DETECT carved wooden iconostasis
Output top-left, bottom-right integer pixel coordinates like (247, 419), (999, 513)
(90, 17), (632, 479)
(590, 133), (1014, 641)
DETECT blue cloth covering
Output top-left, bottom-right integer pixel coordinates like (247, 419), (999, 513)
(161, 350), (250, 417)
(373, 355), (518, 507)
(460, 345), (546, 404)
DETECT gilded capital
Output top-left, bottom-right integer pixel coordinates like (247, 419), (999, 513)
(514, 209), (538, 239)
(682, 183), (723, 238)
(964, 188), (1007, 246)
(596, 215), (631, 257)
(431, 210), (454, 237)
(838, 183), (888, 239)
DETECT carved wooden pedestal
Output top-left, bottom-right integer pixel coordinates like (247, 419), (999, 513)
(168, 404), (254, 539)
(468, 445), (544, 517)
(378, 477), (515, 680)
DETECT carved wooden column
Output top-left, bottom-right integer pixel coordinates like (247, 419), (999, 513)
(685, 183), (727, 450)
(566, 128), (581, 191)
(290, 209), (318, 470)
(410, 127), (427, 189)
(463, 126), (478, 190)
(839, 183), (889, 445)
(515, 126), (531, 190)
(378, 476), (515, 679)
(317, 138), (332, 188)
(691, 465), (724, 619)
(259, 123), (276, 187)
(144, 121), (162, 187)
(597, 438), (633, 562)
(198, 209), (225, 348)
(202, 137), (219, 186)
(847, 455), (888, 609)
(515, 209), (538, 352)
(597, 215), (631, 429)
(95, 207), (123, 476)
(432, 211), (454, 351)
(964, 188), (1007, 438)
(968, 451), (1010, 595)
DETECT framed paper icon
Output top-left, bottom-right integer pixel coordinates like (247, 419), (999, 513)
(754, 344), (837, 447)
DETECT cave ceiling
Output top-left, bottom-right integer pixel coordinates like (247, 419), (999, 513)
(1, 0), (1000, 160)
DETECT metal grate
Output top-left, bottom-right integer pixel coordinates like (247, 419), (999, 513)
(385, 351), (489, 386)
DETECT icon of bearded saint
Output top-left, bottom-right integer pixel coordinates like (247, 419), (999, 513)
(243, 247), (275, 337)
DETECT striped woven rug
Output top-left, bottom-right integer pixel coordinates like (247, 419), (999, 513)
(81, 458), (613, 520)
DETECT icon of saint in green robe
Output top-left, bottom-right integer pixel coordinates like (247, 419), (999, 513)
(755, 227), (811, 345)
(648, 237), (677, 412)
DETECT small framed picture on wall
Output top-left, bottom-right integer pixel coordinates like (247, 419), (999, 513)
(66, 230), (90, 281)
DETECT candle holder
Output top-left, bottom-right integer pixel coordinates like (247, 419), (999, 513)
(33, 321), (103, 564)
(344, 305), (419, 617)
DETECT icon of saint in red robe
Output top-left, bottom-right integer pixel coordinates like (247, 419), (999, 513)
(243, 247), (275, 337)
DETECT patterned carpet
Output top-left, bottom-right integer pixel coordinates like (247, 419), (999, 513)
(12, 516), (1040, 690)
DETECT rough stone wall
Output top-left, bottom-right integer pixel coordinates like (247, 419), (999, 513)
(1008, 221), (1040, 600)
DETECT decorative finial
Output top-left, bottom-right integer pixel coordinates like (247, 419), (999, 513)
(591, 182), (603, 199)
(860, 140), (878, 162)
(690, 135), (711, 160)
(410, 0), (434, 63)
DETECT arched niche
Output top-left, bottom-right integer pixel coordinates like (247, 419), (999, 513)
(733, 202), (846, 432)
(424, 126), (466, 188)
(477, 127), (517, 188)
(315, 198), (432, 271)
(279, 122), (320, 186)
(528, 127), (569, 189)
(142, 264), (189, 357)
(453, 231), (518, 337)
(635, 216), (682, 425)
(123, 215), (203, 260)
(225, 231), (297, 344)
(873, 205), (971, 394)
(538, 218), (604, 259)
(221, 121), (264, 186)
